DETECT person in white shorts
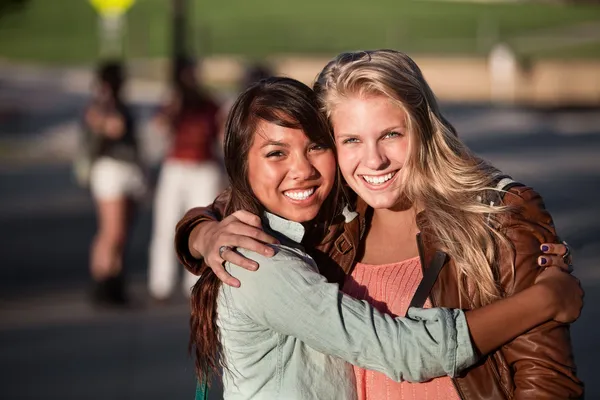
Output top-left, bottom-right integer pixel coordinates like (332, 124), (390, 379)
(83, 61), (146, 306)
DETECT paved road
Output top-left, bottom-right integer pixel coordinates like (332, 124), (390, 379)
(0, 73), (599, 399)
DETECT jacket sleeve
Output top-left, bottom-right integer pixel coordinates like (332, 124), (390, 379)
(224, 248), (478, 382)
(175, 189), (230, 275)
(498, 186), (583, 399)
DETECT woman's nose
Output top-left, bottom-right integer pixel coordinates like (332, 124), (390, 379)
(290, 154), (316, 180)
(363, 144), (389, 170)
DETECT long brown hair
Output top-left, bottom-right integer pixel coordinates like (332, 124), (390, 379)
(189, 77), (342, 383)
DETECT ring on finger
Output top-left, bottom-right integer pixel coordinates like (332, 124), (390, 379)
(562, 240), (572, 262)
(219, 245), (232, 259)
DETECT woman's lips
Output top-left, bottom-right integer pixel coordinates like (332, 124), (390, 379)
(359, 171), (398, 190)
(283, 186), (318, 204)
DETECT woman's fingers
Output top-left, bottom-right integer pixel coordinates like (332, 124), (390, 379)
(230, 210), (263, 228)
(227, 222), (279, 247)
(222, 248), (260, 271)
(229, 235), (275, 258)
(538, 255), (567, 270)
(200, 210), (279, 288)
(209, 260), (241, 288)
(540, 242), (567, 257)
(540, 241), (573, 272)
(204, 226), (275, 264)
(208, 245), (263, 287)
(538, 255), (572, 272)
(207, 232), (272, 271)
(210, 226), (275, 258)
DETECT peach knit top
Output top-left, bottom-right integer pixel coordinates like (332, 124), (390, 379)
(342, 256), (461, 400)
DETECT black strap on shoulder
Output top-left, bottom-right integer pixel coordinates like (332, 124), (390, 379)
(500, 181), (525, 195)
(408, 175), (524, 309)
(489, 175), (525, 204)
(409, 250), (448, 309)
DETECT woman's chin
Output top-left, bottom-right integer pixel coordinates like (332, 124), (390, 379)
(272, 205), (321, 224)
(355, 188), (411, 211)
(282, 210), (320, 223)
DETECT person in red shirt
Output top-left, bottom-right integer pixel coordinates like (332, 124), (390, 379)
(148, 58), (222, 301)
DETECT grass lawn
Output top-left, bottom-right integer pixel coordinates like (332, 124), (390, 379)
(0, 0), (599, 64)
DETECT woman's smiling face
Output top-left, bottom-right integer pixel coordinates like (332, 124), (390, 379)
(247, 119), (336, 223)
(331, 94), (410, 210)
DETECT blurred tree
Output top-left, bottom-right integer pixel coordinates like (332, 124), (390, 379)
(0, 0), (30, 17)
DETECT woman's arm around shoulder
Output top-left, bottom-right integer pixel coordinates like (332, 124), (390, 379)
(497, 185), (583, 399)
(175, 191), (279, 286)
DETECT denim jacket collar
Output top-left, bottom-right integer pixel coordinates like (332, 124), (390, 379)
(262, 211), (306, 245)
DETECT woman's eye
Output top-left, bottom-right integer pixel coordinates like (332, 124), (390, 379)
(342, 138), (359, 144)
(384, 131), (402, 139)
(266, 151), (285, 158)
(309, 143), (329, 152)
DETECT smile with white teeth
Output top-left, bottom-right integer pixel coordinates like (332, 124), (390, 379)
(284, 187), (315, 200)
(361, 171), (396, 185)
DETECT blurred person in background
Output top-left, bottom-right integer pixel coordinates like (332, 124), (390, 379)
(83, 61), (146, 306)
(147, 57), (221, 302)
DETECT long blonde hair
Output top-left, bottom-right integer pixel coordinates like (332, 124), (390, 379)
(314, 50), (514, 307)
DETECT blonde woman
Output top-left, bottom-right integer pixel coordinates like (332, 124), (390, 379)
(180, 51), (582, 399)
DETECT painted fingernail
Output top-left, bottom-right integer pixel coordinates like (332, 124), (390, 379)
(541, 245), (549, 252)
(540, 257), (547, 265)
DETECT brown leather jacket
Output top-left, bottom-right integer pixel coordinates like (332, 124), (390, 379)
(175, 185), (583, 399)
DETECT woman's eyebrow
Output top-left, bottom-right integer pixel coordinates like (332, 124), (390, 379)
(336, 133), (360, 139)
(378, 125), (405, 134)
(261, 140), (289, 148)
